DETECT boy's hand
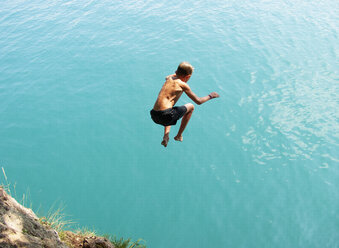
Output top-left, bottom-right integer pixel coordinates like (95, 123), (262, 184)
(209, 92), (220, 99)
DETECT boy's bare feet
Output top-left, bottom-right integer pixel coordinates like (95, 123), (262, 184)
(174, 135), (183, 142)
(161, 135), (169, 147)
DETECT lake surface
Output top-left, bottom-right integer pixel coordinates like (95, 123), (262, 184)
(0, 0), (338, 247)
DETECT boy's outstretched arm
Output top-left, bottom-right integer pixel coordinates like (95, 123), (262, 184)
(181, 83), (219, 105)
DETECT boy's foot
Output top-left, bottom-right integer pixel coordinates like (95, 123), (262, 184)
(161, 136), (169, 147)
(174, 135), (183, 142)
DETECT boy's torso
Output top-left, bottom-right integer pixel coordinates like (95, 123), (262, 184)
(153, 76), (185, 111)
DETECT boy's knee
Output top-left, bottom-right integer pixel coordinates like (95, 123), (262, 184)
(185, 103), (194, 112)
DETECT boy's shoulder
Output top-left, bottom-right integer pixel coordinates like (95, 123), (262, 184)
(166, 75), (186, 85)
(164, 75), (189, 92)
(174, 78), (189, 90)
(172, 78), (188, 91)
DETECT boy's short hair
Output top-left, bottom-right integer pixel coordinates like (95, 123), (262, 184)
(176, 62), (194, 77)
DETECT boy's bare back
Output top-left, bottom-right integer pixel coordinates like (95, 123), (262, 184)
(153, 75), (186, 111)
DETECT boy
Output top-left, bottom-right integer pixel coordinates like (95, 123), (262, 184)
(150, 62), (219, 147)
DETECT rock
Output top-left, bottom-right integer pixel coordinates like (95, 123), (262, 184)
(0, 187), (68, 248)
(83, 236), (115, 248)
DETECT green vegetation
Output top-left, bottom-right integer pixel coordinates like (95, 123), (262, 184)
(37, 199), (146, 248)
(104, 235), (146, 248)
(39, 206), (73, 233)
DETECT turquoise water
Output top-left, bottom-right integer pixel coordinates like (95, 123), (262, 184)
(1, 0), (338, 247)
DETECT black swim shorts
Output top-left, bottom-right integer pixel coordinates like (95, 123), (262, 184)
(150, 105), (187, 126)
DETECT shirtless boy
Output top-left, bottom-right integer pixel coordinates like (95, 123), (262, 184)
(150, 62), (219, 147)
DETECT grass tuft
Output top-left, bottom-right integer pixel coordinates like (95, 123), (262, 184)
(39, 207), (74, 233)
(1, 167), (31, 208)
(74, 227), (97, 237)
(103, 235), (146, 248)
(1, 167), (13, 195)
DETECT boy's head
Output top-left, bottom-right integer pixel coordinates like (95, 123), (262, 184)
(176, 62), (194, 81)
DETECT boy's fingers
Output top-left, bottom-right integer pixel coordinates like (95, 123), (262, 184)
(211, 92), (220, 98)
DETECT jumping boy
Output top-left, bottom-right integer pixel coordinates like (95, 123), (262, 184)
(150, 62), (219, 147)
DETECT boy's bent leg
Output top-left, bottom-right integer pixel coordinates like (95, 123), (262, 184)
(161, 126), (171, 147)
(174, 103), (194, 142)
